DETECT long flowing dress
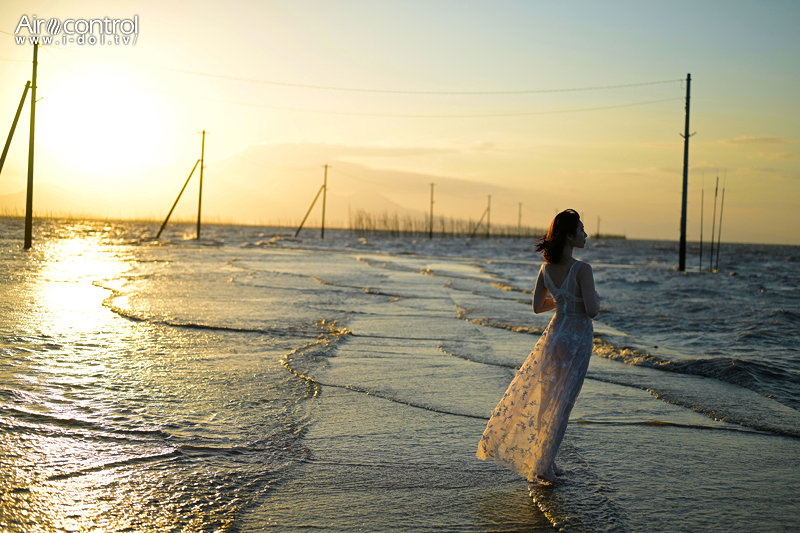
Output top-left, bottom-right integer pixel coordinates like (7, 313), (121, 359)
(476, 260), (594, 482)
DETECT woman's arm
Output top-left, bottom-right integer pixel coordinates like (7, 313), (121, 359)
(577, 263), (600, 318)
(533, 267), (556, 313)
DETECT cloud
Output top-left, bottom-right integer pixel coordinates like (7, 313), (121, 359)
(736, 166), (780, 174)
(717, 136), (800, 145)
(755, 151), (796, 161)
(226, 142), (458, 163)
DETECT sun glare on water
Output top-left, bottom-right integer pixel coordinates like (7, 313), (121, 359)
(33, 233), (129, 338)
(37, 64), (173, 178)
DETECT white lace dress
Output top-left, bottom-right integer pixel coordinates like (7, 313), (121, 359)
(477, 260), (594, 481)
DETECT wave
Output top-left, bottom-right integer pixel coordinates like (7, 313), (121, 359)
(239, 234), (298, 247)
(280, 321), (354, 399)
(0, 404), (171, 441)
(439, 318), (800, 437)
(592, 337), (799, 408)
(529, 441), (632, 533)
(94, 280), (331, 338)
(455, 306), (544, 335)
(309, 276), (408, 299)
(574, 418), (770, 436)
(45, 449), (182, 481)
(281, 333), (487, 420)
(430, 252), (793, 402)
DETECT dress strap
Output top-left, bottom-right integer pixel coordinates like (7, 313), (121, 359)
(544, 260), (581, 291)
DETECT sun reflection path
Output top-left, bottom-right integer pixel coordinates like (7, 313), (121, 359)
(3, 221), (301, 531)
(0, 223), (154, 531)
(31, 236), (128, 336)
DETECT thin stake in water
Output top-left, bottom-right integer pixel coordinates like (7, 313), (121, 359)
(699, 172), (704, 270)
(715, 175), (726, 272)
(486, 194), (491, 238)
(709, 174), (719, 272)
(429, 182), (435, 239)
(467, 201), (490, 241)
(295, 165), (329, 238)
(156, 159), (201, 239)
(197, 130), (206, 240)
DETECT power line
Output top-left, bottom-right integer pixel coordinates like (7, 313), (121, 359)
(14, 42), (682, 96)
(183, 95), (683, 119)
(4, 50), (683, 119)
(163, 68), (683, 96)
(7, 44), (683, 118)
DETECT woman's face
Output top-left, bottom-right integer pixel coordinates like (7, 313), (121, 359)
(570, 221), (587, 248)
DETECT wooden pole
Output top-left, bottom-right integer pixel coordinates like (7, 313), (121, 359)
(709, 174), (719, 272)
(0, 81), (31, 176)
(518, 203), (522, 237)
(156, 159), (201, 239)
(486, 195), (491, 238)
(699, 178), (704, 271)
(715, 181), (726, 271)
(429, 182), (434, 239)
(24, 43), (38, 250)
(678, 73), (692, 271)
(468, 207), (489, 240)
(321, 164), (328, 239)
(295, 184), (324, 238)
(196, 130), (205, 239)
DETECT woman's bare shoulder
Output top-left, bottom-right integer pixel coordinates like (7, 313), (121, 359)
(575, 260), (594, 275)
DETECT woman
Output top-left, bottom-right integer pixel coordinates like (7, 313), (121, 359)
(477, 209), (599, 484)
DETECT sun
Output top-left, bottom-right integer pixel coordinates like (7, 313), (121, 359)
(37, 62), (173, 179)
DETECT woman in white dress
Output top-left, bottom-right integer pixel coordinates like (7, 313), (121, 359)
(477, 209), (600, 484)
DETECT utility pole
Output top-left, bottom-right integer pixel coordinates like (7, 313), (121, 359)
(486, 195), (491, 238)
(518, 202), (522, 237)
(709, 174), (719, 272)
(597, 216), (601, 238)
(699, 176), (704, 271)
(0, 81), (31, 176)
(196, 130), (205, 239)
(678, 73), (692, 271)
(715, 180), (726, 272)
(321, 164), (329, 239)
(429, 182), (434, 239)
(24, 43), (38, 250)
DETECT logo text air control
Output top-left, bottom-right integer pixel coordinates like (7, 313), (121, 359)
(14, 15), (139, 46)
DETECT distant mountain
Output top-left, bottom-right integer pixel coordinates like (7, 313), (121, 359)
(194, 142), (519, 227)
(0, 142), (532, 227)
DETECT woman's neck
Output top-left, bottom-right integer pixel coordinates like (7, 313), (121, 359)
(559, 245), (574, 264)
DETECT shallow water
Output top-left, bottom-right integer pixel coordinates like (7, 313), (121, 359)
(1, 218), (798, 531)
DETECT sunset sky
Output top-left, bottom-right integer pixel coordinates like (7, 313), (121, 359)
(1, 0), (798, 244)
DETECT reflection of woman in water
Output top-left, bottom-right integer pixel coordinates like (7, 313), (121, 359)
(477, 209), (600, 484)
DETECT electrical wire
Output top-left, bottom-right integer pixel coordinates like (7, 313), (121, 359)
(163, 68), (683, 96)
(184, 94), (683, 119)
(4, 35), (685, 118)
(5, 35), (684, 97)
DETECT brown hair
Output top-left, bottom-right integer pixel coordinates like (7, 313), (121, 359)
(535, 209), (581, 263)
